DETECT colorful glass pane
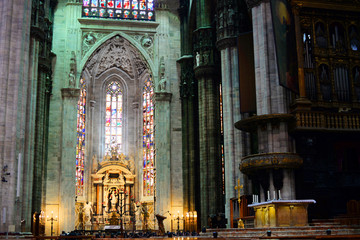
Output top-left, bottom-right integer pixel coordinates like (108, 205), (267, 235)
(115, 0), (122, 8)
(143, 77), (154, 197)
(76, 78), (86, 196)
(91, 0), (98, 7)
(132, 0), (138, 9)
(107, 0), (114, 8)
(140, 0), (146, 9)
(105, 81), (123, 156)
(83, 0), (154, 20)
(124, 0), (130, 9)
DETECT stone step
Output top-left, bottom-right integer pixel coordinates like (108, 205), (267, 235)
(201, 226), (360, 239)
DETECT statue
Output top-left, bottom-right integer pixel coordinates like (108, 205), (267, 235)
(83, 202), (93, 225)
(158, 75), (167, 92)
(158, 56), (167, 91)
(69, 51), (76, 87)
(196, 52), (200, 66)
(141, 34), (153, 48)
(84, 32), (96, 45)
(68, 70), (76, 88)
(92, 154), (98, 173)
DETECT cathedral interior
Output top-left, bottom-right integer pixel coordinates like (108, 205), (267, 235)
(0, 0), (360, 237)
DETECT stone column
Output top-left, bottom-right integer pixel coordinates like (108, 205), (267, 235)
(59, 88), (80, 232)
(246, 0), (297, 200)
(194, 25), (224, 227)
(216, 0), (251, 225)
(154, 92), (172, 231)
(0, 0), (32, 232)
(178, 56), (198, 215)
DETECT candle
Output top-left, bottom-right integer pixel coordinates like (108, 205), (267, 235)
(252, 195), (254, 203)
(267, 191), (270, 200)
(278, 190), (281, 200)
(273, 191), (276, 200)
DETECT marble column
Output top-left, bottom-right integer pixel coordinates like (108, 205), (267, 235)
(0, 0), (32, 232)
(58, 88), (80, 233)
(178, 55), (198, 216)
(194, 26), (224, 227)
(154, 92), (172, 231)
(247, 0), (297, 199)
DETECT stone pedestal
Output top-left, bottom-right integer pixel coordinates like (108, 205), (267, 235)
(248, 200), (316, 228)
(85, 223), (92, 230)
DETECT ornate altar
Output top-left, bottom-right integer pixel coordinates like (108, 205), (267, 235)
(248, 200), (316, 228)
(91, 147), (136, 229)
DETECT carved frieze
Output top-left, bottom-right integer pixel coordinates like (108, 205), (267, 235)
(84, 35), (149, 79)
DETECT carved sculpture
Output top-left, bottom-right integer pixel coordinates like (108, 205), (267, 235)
(69, 51), (76, 87)
(141, 33), (153, 48)
(158, 56), (167, 91)
(83, 202), (93, 225)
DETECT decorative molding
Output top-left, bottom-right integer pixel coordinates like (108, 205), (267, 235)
(239, 152), (303, 174)
(194, 65), (218, 79)
(178, 55), (195, 99)
(245, 0), (269, 9)
(292, 0), (360, 12)
(235, 114), (295, 132)
(154, 92), (172, 102)
(61, 88), (80, 99)
(216, 37), (237, 50)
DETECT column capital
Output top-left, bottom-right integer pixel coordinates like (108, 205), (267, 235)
(61, 88), (80, 99)
(194, 65), (219, 79)
(245, 0), (269, 9)
(216, 37), (237, 50)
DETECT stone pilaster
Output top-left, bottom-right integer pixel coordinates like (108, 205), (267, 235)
(57, 88), (80, 233)
(154, 92), (172, 231)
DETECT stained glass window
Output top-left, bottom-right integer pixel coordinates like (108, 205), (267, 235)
(82, 0), (155, 21)
(143, 77), (154, 197)
(76, 78), (86, 196)
(105, 81), (123, 156)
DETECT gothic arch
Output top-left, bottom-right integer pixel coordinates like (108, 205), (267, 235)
(80, 32), (156, 79)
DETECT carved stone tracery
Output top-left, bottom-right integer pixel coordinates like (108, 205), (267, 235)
(84, 35), (149, 79)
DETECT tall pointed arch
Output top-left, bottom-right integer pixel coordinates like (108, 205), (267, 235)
(76, 77), (87, 196)
(104, 81), (123, 155)
(142, 76), (154, 196)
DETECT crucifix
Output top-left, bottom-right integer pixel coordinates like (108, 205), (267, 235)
(234, 178), (245, 228)
(234, 178), (243, 204)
